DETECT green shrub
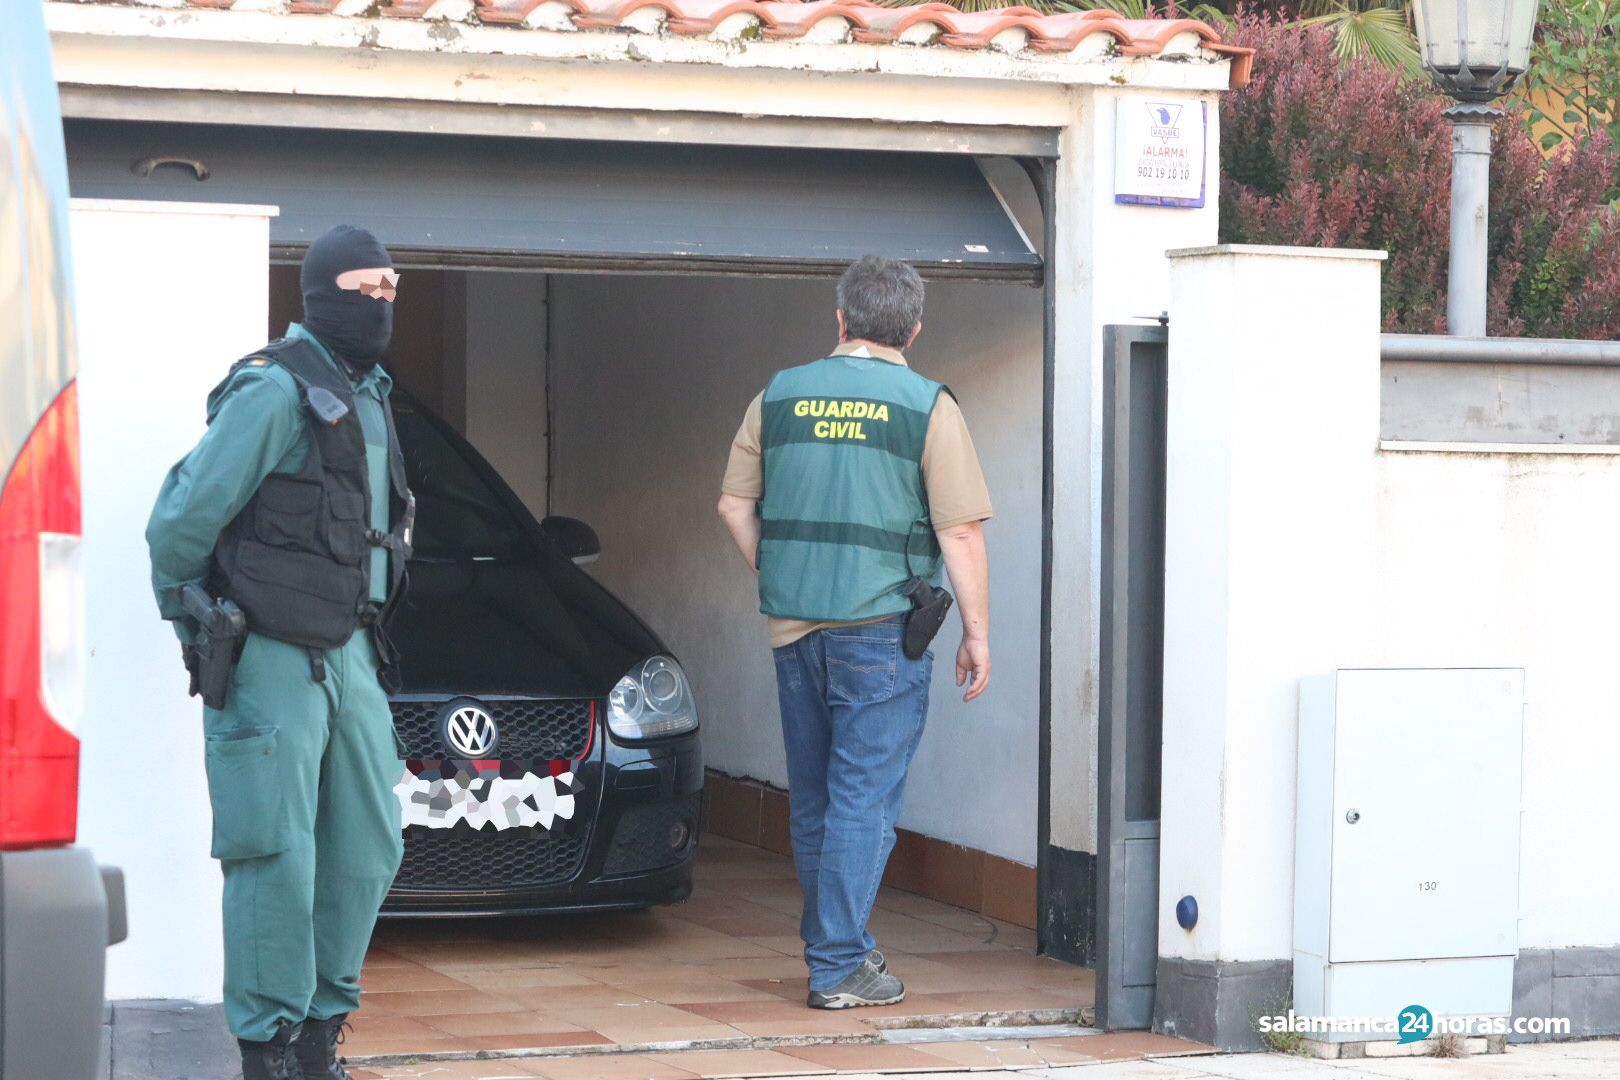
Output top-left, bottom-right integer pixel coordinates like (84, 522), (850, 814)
(1220, 13), (1620, 338)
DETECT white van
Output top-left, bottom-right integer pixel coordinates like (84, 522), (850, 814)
(0, 4), (126, 1078)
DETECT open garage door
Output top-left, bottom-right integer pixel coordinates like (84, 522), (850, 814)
(63, 120), (1040, 280)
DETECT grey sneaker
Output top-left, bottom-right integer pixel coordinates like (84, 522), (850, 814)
(807, 958), (905, 1009)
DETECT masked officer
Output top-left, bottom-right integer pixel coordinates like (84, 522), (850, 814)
(717, 255), (992, 1009)
(146, 225), (414, 1080)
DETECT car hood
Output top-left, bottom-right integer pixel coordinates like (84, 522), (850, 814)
(388, 553), (663, 700)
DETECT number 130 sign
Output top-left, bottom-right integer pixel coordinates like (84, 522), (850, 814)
(1114, 99), (1208, 208)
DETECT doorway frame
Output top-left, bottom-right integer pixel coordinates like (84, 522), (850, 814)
(71, 88), (1086, 973)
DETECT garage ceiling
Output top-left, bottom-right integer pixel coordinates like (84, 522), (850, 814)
(65, 120), (1041, 281)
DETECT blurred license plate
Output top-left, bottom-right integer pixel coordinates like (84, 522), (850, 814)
(394, 761), (580, 832)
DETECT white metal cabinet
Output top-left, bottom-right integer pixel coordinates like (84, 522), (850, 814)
(1294, 668), (1524, 1037)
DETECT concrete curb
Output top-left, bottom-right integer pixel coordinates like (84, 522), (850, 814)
(344, 1008), (1090, 1068)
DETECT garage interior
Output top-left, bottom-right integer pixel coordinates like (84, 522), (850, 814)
(68, 118), (1135, 1070)
(265, 253), (1051, 874)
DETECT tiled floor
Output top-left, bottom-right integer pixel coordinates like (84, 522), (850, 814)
(344, 834), (1099, 1071)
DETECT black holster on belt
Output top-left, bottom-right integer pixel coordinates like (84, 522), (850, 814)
(902, 576), (954, 661)
(360, 575), (408, 695)
(369, 623), (403, 695)
(179, 583), (246, 710)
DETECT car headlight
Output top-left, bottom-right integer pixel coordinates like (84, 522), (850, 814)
(606, 656), (698, 741)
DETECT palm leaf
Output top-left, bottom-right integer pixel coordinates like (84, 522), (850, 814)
(1058, 0), (1230, 20)
(1302, 4), (1423, 75)
(1299, 0), (1409, 16)
(1062, 0), (1155, 16)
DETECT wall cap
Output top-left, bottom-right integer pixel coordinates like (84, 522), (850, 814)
(1166, 244), (1388, 262)
(1381, 440), (1620, 456)
(69, 198), (281, 219)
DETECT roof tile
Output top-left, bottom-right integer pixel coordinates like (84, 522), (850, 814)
(88, 0), (1256, 87)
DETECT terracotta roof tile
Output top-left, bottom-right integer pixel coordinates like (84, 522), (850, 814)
(88, 0), (1255, 87)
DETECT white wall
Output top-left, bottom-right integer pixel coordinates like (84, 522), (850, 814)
(1157, 244), (1620, 964)
(1367, 449), (1620, 952)
(546, 273), (1044, 863)
(73, 200), (275, 1002)
(463, 271), (549, 517)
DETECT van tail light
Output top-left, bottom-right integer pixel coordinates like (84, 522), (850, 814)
(0, 380), (83, 850)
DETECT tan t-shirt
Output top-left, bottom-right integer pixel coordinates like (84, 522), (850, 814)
(721, 342), (993, 648)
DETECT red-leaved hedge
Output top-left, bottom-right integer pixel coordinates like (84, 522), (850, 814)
(1218, 13), (1620, 339)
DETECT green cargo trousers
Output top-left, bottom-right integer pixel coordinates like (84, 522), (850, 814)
(202, 629), (405, 1043)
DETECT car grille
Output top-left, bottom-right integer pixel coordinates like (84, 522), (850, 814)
(603, 796), (701, 876)
(396, 825), (590, 891)
(390, 696), (594, 760)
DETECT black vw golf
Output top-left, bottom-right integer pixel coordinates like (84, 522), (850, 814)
(380, 392), (702, 916)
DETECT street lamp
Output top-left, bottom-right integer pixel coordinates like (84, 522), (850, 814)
(1411, 0), (1542, 336)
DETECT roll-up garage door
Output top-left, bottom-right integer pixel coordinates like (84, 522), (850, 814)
(64, 120), (1040, 280)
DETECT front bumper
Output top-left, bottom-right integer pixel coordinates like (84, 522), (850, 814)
(381, 851), (697, 918)
(382, 737), (702, 917)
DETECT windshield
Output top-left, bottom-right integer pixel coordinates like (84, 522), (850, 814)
(392, 396), (531, 562)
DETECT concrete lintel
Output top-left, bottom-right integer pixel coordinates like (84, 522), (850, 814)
(59, 84), (1062, 158)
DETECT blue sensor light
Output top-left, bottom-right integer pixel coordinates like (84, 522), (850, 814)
(1176, 895), (1198, 930)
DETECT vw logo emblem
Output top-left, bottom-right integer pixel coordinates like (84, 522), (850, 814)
(442, 702), (498, 758)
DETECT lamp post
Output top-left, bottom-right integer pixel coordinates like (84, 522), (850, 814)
(1411, 0), (1542, 336)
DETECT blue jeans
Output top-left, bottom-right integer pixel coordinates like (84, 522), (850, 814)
(773, 615), (931, 991)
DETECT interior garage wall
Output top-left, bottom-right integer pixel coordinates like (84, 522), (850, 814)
(461, 271), (549, 515)
(546, 273), (1043, 864)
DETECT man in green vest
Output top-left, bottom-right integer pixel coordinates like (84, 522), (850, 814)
(718, 255), (992, 1009)
(146, 225), (413, 1080)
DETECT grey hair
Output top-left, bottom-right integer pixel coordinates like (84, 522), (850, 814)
(836, 256), (924, 349)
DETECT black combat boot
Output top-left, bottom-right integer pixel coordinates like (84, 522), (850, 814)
(292, 1013), (353, 1080)
(238, 1021), (304, 1080)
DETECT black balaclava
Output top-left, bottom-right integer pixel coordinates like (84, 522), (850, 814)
(300, 224), (394, 373)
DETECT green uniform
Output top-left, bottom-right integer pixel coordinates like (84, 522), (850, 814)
(146, 323), (404, 1042)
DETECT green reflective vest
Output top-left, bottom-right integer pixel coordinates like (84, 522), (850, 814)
(757, 354), (947, 623)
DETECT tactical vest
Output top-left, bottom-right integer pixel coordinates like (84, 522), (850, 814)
(209, 336), (413, 652)
(757, 355), (946, 623)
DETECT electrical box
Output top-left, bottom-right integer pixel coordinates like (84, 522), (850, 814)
(1294, 668), (1524, 1040)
